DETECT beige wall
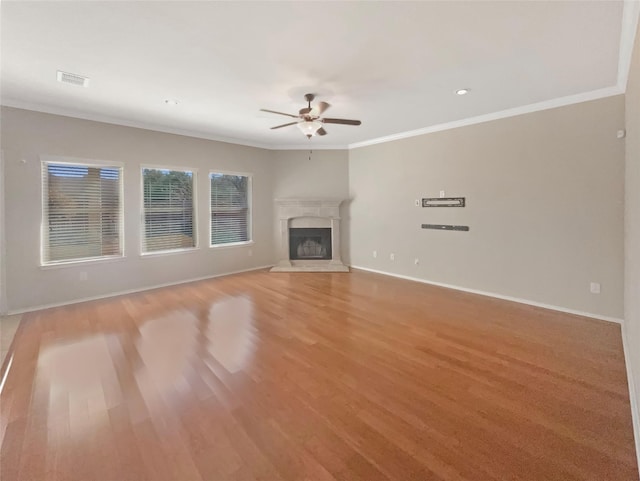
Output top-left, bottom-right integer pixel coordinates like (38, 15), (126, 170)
(271, 149), (350, 261)
(625, 19), (640, 440)
(349, 95), (625, 319)
(0, 146), (6, 313)
(1, 107), (275, 312)
(272, 149), (349, 199)
(0, 94), (628, 322)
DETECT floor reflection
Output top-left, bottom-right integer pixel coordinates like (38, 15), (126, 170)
(31, 296), (257, 446)
(135, 309), (199, 398)
(205, 296), (256, 373)
(6, 270), (634, 481)
(37, 334), (120, 440)
(131, 296), (256, 409)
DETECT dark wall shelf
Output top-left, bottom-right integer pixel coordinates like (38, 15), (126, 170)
(422, 224), (469, 232)
(422, 197), (465, 207)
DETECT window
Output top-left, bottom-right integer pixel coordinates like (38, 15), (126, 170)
(142, 167), (196, 253)
(42, 161), (123, 265)
(210, 172), (251, 246)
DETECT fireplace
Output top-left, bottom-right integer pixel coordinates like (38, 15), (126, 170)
(289, 228), (332, 260)
(271, 198), (349, 272)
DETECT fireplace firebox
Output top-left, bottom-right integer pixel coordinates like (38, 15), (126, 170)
(289, 228), (332, 260)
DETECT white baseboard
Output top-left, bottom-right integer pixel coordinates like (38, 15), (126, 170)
(622, 324), (640, 478)
(351, 265), (624, 324)
(352, 264), (638, 469)
(7, 264), (274, 315)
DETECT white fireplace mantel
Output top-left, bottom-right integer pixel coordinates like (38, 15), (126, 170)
(270, 198), (349, 273)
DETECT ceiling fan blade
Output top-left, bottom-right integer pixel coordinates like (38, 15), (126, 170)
(322, 118), (361, 126)
(311, 101), (331, 117)
(316, 127), (327, 136)
(270, 121), (298, 130)
(260, 109), (299, 118)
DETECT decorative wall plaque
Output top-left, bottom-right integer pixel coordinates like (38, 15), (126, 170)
(422, 197), (465, 207)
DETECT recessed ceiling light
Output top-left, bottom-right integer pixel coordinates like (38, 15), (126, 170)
(456, 89), (470, 96)
(164, 99), (179, 106)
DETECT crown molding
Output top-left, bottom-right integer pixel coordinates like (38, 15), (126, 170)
(0, 98), (274, 149)
(280, 3), (637, 151)
(0, 98), (348, 151)
(348, 85), (624, 150)
(619, 0), (640, 91)
(4, 0), (638, 156)
(1, 85), (626, 154)
(350, 0), (638, 151)
(4, 86), (624, 153)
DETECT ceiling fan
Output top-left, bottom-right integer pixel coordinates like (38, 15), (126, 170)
(260, 93), (361, 139)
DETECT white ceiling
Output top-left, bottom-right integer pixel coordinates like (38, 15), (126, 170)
(0, 1), (634, 149)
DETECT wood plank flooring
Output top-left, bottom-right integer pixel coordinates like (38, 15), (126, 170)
(0, 269), (637, 480)
(1, 314), (22, 367)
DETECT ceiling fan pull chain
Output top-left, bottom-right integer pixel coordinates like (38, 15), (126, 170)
(309, 149), (313, 161)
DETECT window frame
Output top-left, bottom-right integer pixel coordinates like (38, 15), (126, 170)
(209, 170), (253, 249)
(139, 164), (199, 257)
(40, 155), (125, 267)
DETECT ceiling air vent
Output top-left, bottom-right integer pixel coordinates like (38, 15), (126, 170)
(56, 70), (90, 87)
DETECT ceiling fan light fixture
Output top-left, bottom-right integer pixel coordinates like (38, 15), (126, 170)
(261, 94), (361, 138)
(297, 120), (323, 138)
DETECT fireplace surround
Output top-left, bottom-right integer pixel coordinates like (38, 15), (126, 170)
(270, 198), (349, 272)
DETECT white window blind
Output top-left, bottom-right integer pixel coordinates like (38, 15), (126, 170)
(210, 173), (251, 246)
(142, 168), (196, 253)
(42, 162), (123, 264)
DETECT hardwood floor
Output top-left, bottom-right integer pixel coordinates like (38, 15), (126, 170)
(0, 269), (637, 480)
(1, 314), (21, 367)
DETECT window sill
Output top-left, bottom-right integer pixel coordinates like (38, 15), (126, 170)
(139, 247), (200, 258)
(209, 241), (254, 250)
(40, 255), (126, 270)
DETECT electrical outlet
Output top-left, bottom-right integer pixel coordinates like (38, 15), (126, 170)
(390, 253), (395, 261)
(590, 282), (601, 294)
(439, 190), (446, 198)
(415, 199), (420, 207)
(79, 271), (88, 281)
(414, 258), (419, 265)
(248, 249), (253, 257)
(373, 250), (377, 258)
